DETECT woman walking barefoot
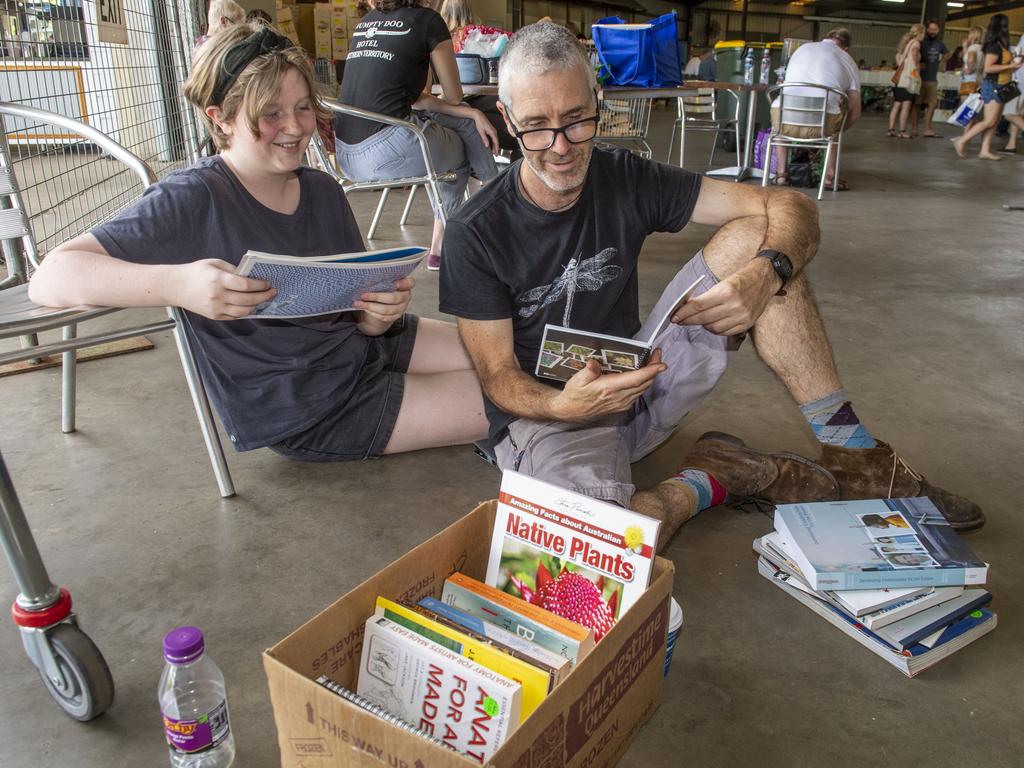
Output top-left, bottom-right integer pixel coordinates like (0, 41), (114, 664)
(953, 14), (1022, 160)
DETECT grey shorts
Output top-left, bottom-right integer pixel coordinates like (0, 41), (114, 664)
(493, 252), (743, 506)
(268, 315), (418, 462)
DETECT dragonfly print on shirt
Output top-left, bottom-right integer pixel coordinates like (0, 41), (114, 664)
(516, 248), (622, 325)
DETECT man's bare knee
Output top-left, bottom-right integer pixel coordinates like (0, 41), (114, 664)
(702, 215), (768, 278)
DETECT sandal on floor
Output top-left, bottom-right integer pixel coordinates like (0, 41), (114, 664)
(887, 129), (897, 137)
(923, 131), (940, 138)
(824, 177), (849, 191)
(897, 131), (911, 139)
(770, 175), (790, 186)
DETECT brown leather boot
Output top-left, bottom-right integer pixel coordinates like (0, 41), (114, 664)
(817, 441), (985, 531)
(681, 432), (841, 504)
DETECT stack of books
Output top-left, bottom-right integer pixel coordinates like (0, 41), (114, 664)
(755, 497), (996, 677)
(319, 471), (662, 763)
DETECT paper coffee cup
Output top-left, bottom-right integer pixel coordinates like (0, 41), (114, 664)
(664, 597), (683, 676)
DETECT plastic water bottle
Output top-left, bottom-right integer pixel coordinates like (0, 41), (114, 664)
(760, 48), (772, 85)
(159, 627), (235, 768)
(743, 48), (755, 85)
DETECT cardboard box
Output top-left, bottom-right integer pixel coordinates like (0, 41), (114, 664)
(264, 501), (675, 767)
(314, 3), (332, 59)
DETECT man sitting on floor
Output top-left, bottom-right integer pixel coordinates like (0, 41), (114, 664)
(438, 22), (982, 551)
(770, 28), (861, 191)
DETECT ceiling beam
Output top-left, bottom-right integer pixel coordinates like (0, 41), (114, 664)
(945, 0), (1024, 18)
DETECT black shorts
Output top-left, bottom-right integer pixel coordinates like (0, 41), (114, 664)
(268, 314), (418, 462)
(893, 88), (915, 103)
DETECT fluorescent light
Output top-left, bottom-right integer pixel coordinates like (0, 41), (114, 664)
(881, 0), (905, 4)
(947, 1), (964, 6)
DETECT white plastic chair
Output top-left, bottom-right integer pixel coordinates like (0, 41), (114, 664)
(308, 99), (457, 240)
(761, 83), (849, 200)
(667, 88), (742, 169)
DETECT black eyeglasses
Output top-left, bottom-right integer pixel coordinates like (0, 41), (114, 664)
(505, 94), (600, 151)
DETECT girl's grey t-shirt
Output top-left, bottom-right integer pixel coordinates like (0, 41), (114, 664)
(92, 156), (369, 451)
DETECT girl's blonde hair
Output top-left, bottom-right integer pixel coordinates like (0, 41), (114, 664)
(964, 25), (983, 47)
(896, 23), (925, 56)
(183, 23), (330, 150)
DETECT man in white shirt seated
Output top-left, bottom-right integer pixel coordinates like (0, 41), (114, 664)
(771, 28), (861, 190)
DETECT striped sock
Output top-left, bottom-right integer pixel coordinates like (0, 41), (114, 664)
(669, 469), (728, 517)
(800, 389), (877, 448)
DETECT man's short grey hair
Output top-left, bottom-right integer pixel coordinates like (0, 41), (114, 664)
(498, 22), (596, 109)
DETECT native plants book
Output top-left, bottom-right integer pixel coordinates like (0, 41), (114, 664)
(773, 497), (988, 591)
(534, 276), (702, 383)
(485, 470), (661, 642)
(236, 246), (426, 319)
(356, 616), (520, 763)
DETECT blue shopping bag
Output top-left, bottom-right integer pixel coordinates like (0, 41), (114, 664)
(592, 12), (682, 88)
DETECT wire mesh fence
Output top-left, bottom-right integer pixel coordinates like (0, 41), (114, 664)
(1, 0), (205, 264)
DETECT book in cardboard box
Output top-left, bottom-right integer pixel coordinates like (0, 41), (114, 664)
(773, 497), (988, 591)
(486, 470), (660, 641)
(374, 597), (551, 721)
(356, 616), (521, 762)
(442, 572), (595, 666)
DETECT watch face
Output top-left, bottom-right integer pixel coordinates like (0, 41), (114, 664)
(774, 253), (794, 279)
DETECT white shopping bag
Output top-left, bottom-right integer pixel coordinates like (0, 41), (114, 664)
(948, 92), (982, 126)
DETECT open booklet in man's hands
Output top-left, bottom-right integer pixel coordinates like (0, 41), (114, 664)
(235, 246), (426, 319)
(535, 276), (703, 383)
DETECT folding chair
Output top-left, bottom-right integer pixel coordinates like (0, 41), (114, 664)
(306, 99), (456, 240)
(596, 96), (653, 158)
(666, 88), (741, 169)
(0, 101), (233, 720)
(761, 83), (848, 200)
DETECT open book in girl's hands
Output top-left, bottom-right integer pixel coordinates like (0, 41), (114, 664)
(235, 246), (426, 319)
(534, 276), (703, 383)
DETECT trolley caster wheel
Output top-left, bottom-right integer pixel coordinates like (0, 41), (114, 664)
(39, 623), (114, 721)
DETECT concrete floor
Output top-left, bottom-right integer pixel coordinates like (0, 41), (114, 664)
(1, 110), (1022, 767)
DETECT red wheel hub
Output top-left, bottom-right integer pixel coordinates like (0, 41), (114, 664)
(11, 587), (73, 628)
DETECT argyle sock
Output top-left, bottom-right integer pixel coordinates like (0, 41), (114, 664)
(668, 469), (728, 517)
(800, 389), (877, 448)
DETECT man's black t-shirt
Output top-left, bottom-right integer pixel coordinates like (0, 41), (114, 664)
(336, 7), (450, 144)
(919, 36), (948, 82)
(439, 146), (702, 447)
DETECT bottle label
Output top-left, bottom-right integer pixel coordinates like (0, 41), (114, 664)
(164, 700), (230, 754)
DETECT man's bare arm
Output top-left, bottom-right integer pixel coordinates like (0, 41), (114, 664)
(457, 317), (665, 424)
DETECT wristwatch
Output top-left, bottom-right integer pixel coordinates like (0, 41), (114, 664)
(755, 249), (793, 294)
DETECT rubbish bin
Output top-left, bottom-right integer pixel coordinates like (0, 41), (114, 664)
(714, 40), (747, 153)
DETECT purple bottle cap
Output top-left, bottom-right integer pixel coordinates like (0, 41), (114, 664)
(164, 626), (205, 664)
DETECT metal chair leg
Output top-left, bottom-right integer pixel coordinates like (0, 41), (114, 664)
(818, 143), (833, 200)
(762, 136), (773, 187)
(60, 325), (76, 434)
(400, 185), (418, 226)
(367, 188), (389, 240)
(168, 310), (234, 498)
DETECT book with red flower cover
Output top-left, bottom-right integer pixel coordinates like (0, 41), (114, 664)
(485, 470), (660, 642)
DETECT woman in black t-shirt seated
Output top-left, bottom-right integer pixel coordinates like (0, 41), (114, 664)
(335, 0), (499, 271)
(953, 13), (1022, 160)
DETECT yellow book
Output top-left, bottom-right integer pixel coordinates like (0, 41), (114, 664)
(375, 596), (550, 722)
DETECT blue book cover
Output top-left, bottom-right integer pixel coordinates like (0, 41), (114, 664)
(774, 497), (988, 591)
(236, 246), (425, 319)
